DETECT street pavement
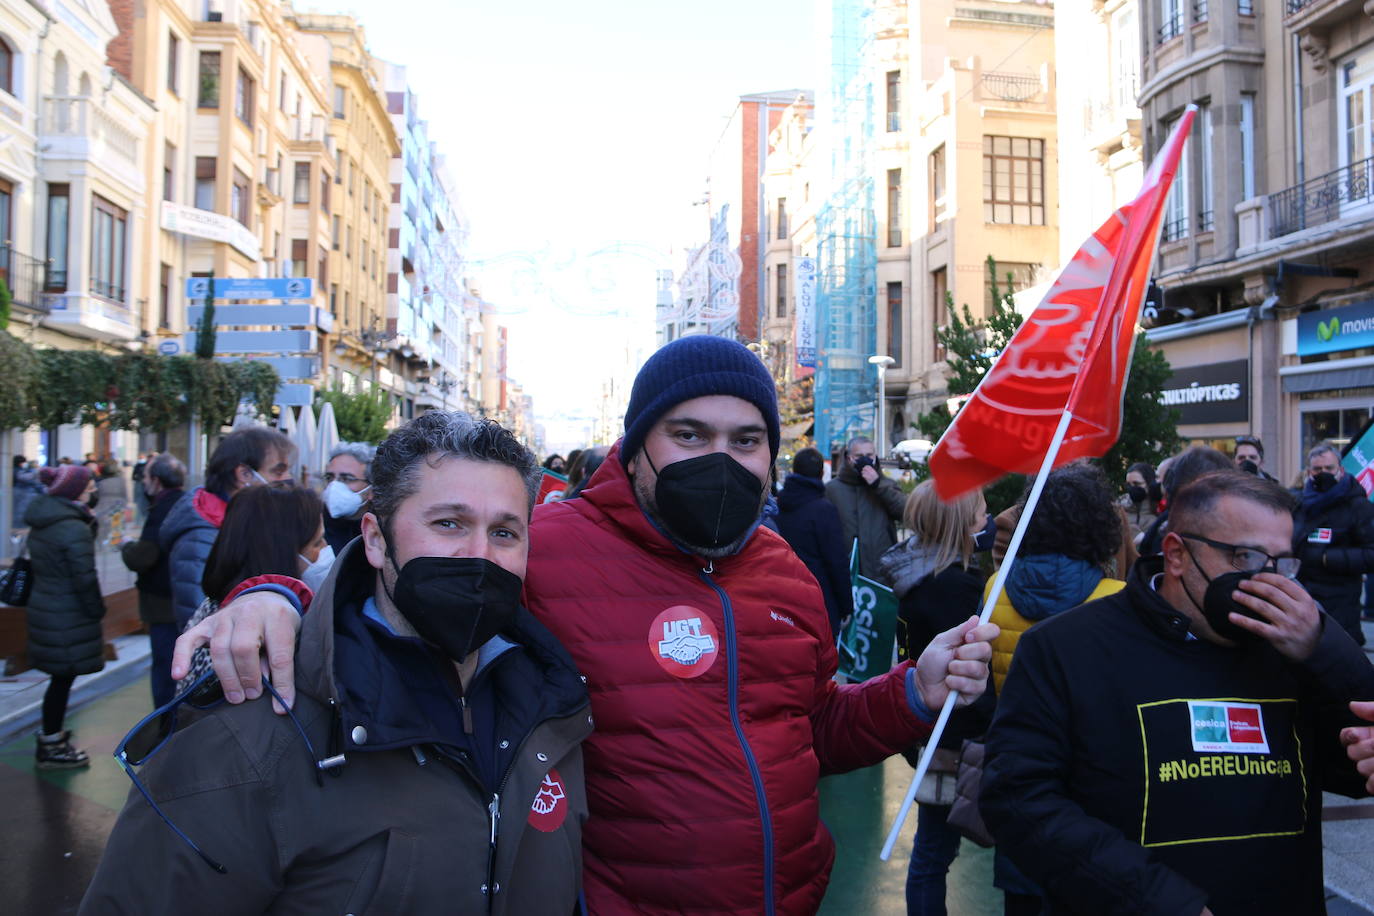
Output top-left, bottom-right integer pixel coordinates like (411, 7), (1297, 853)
(3, 631), (1374, 913)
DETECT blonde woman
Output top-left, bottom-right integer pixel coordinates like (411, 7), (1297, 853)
(879, 480), (994, 915)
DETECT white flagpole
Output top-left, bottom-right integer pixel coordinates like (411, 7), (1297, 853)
(879, 407), (1076, 861)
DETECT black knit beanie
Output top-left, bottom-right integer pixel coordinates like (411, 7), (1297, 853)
(620, 336), (780, 468)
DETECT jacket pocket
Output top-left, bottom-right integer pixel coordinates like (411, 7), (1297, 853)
(345, 829), (418, 914)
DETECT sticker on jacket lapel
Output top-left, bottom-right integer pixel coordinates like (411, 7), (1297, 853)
(528, 769), (568, 833)
(1307, 528), (1333, 544)
(648, 606), (719, 678)
(1188, 701), (1269, 753)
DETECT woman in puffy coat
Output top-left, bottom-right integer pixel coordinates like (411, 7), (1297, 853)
(23, 464), (104, 769)
(879, 480), (995, 916)
(987, 462), (1126, 915)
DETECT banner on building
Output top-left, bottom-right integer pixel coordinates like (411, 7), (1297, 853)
(838, 540), (898, 682)
(794, 257), (817, 367)
(1342, 418), (1374, 502)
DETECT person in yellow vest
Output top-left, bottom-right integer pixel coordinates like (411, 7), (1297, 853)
(985, 462), (1126, 916)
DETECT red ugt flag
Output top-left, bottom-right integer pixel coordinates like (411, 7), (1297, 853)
(929, 107), (1197, 501)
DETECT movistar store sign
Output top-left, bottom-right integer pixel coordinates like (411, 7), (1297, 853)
(1297, 299), (1374, 356)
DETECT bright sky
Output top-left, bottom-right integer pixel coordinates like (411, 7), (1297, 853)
(317, 0), (818, 447)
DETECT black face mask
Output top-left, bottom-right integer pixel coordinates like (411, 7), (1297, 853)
(1127, 485), (1148, 504)
(646, 451), (765, 551)
(1238, 460), (1260, 476)
(1181, 542), (1262, 645)
(387, 556), (524, 662)
(1312, 471), (1338, 493)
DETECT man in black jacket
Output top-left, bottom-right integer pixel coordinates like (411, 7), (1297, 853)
(982, 470), (1374, 915)
(777, 447), (852, 637)
(824, 436), (906, 579)
(121, 454), (186, 708)
(1294, 442), (1374, 646)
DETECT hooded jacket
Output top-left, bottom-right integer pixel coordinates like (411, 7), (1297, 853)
(159, 488), (226, 629)
(981, 555), (1374, 915)
(776, 473), (852, 635)
(524, 445), (933, 915)
(81, 539), (593, 916)
(989, 555), (1124, 693)
(22, 495), (104, 677)
(823, 461), (907, 580)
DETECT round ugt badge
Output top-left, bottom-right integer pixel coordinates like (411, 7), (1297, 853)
(648, 606), (720, 679)
(528, 768), (568, 833)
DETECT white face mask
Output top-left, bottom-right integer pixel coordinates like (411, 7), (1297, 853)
(299, 544), (336, 593)
(322, 480), (370, 519)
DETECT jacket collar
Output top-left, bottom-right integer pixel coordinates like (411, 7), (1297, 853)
(1125, 554), (1199, 643)
(299, 538), (589, 751)
(192, 488), (227, 528)
(1005, 555), (1104, 621)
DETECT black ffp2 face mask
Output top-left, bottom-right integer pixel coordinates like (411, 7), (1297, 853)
(647, 451), (765, 551)
(1181, 542), (1262, 645)
(388, 556), (524, 662)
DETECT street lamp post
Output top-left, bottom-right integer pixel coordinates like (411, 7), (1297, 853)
(868, 355), (896, 462)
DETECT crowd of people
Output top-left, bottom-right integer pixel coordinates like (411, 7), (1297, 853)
(6, 333), (1374, 914)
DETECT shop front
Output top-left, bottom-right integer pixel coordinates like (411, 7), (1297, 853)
(1147, 311), (1256, 459)
(1281, 299), (1374, 485)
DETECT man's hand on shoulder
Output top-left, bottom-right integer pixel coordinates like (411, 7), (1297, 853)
(171, 592), (302, 712)
(1342, 701), (1374, 795)
(915, 616), (999, 710)
(1229, 573), (1320, 661)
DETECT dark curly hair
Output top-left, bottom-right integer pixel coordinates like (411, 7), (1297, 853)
(1018, 463), (1122, 566)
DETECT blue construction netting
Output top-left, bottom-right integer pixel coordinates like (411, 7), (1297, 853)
(813, 0), (878, 458)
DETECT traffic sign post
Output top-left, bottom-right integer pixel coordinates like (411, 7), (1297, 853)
(185, 277), (314, 301)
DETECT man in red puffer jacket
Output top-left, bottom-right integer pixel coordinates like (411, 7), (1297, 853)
(174, 335), (998, 915)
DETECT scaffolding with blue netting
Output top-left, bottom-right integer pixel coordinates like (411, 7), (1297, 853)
(813, 0), (878, 458)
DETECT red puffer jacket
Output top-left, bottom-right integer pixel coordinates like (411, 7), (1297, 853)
(525, 446), (932, 915)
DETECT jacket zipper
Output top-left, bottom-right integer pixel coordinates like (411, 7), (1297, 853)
(698, 565), (776, 916)
(431, 704), (591, 914)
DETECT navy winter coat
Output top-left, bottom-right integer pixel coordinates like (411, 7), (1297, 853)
(158, 488), (225, 630)
(23, 495), (105, 677)
(777, 473), (853, 636)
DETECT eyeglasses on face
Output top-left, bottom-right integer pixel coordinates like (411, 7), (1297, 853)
(114, 672), (322, 873)
(1234, 436), (1261, 447)
(1178, 532), (1301, 579)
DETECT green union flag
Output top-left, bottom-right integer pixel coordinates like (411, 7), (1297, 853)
(837, 540), (899, 682)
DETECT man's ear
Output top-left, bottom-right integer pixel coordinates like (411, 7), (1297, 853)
(361, 512), (387, 571)
(1161, 530), (1188, 579)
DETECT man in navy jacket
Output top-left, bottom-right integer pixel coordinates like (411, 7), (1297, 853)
(776, 447), (852, 637)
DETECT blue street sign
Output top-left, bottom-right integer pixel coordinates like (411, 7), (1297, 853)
(184, 277), (314, 301)
(157, 340), (181, 356)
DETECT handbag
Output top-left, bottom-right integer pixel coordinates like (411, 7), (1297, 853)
(0, 539), (33, 607)
(946, 739), (996, 848)
(912, 744), (961, 807)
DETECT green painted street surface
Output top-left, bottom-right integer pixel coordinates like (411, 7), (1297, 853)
(819, 755), (1000, 915)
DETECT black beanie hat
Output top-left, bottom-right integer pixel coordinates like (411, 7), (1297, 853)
(620, 336), (780, 468)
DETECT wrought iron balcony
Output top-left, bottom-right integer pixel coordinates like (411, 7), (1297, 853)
(0, 245), (50, 313)
(1286, 0), (1322, 14)
(1267, 156), (1374, 239)
(981, 72), (1041, 103)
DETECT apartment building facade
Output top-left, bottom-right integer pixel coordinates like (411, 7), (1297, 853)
(292, 12), (398, 402)
(890, 0), (1059, 439)
(1136, 0), (1374, 483)
(2, 0), (155, 463)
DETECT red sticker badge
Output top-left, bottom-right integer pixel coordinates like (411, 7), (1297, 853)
(648, 606), (720, 679)
(528, 768), (568, 833)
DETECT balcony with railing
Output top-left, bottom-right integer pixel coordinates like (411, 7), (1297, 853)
(1158, 10), (1183, 42)
(42, 96), (139, 168)
(0, 246), (50, 313)
(1267, 156), (1374, 239)
(981, 71), (1043, 103)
